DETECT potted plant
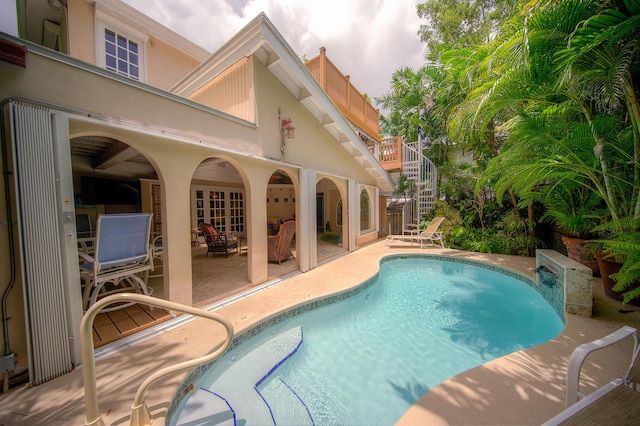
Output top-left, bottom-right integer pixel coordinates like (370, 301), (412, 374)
(592, 218), (640, 306)
(540, 185), (604, 276)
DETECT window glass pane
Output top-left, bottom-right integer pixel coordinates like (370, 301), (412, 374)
(118, 59), (127, 73)
(117, 34), (127, 48)
(129, 41), (138, 54)
(118, 46), (127, 60)
(130, 65), (139, 79)
(105, 29), (115, 43)
(105, 42), (115, 56)
(105, 55), (116, 70)
(129, 51), (138, 65)
(360, 190), (370, 231)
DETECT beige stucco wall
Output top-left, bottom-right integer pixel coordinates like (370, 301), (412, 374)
(253, 62), (377, 184)
(147, 37), (204, 91)
(65, 0), (205, 91)
(66, 0), (95, 64)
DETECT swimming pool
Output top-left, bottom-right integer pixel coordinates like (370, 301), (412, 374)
(169, 256), (564, 425)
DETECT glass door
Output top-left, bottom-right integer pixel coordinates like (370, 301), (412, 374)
(192, 186), (245, 233)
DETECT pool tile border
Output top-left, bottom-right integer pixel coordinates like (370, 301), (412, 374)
(166, 254), (563, 422)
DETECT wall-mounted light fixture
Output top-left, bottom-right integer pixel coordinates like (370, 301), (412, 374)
(281, 117), (295, 139)
(278, 108), (295, 161)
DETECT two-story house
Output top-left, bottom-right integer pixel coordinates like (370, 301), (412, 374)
(0, 0), (393, 387)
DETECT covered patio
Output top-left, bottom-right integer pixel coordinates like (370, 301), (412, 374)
(90, 234), (346, 347)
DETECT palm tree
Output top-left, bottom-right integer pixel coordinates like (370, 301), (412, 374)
(463, 0), (640, 228)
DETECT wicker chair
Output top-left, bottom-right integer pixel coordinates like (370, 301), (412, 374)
(268, 220), (295, 264)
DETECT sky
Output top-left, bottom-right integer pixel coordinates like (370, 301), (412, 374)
(120, 0), (427, 105)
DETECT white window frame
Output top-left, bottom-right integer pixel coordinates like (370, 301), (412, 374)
(192, 185), (246, 234)
(95, 10), (148, 82)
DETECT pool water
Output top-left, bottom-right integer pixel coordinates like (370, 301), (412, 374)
(172, 258), (564, 425)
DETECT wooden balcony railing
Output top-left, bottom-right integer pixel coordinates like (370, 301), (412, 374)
(306, 47), (380, 141)
(376, 136), (402, 171)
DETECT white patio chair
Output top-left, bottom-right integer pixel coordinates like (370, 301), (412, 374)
(79, 213), (154, 312)
(543, 326), (640, 425)
(149, 233), (163, 278)
(76, 213), (95, 254)
(385, 216), (445, 248)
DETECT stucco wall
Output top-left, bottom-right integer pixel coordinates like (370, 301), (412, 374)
(253, 61), (378, 185)
(66, 0), (205, 90)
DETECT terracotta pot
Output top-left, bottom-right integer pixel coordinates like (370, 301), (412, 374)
(562, 236), (600, 277)
(595, 252), (640, 306)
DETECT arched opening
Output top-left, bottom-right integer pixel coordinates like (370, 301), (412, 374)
(316, 177), (347, 261)
(70, 135), (169, 347)
(190, 157), (250, 305)
(266, 169), (298, 278)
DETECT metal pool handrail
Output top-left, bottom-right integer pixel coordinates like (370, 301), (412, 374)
(80, 293), (235, 426)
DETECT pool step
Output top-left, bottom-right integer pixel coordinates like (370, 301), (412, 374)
(174, 388), (234, 426)
(174, 326), (304, 425)
(259, 377), (314, 425)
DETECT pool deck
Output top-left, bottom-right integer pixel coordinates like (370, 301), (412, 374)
(1, 241), (639, 425)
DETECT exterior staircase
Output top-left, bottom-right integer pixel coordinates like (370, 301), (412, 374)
(375, 136), (438, 234)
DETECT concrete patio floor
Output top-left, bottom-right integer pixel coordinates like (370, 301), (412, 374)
(0, 240), (639, 425)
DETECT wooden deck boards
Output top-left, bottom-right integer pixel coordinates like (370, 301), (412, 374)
(93, 304), (171, 348)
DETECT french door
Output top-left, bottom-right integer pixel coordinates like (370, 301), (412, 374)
(192, 185), (245, 233)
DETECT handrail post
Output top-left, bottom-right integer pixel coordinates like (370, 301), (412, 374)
(80, 293), (234, 426)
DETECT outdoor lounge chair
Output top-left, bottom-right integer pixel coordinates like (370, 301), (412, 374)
(385, 216), (445, 248)
(78, 212), (154, 312)
(543, 326), (640, 425)
(268, 219), (295, 264)
(200, 223), (238, 257)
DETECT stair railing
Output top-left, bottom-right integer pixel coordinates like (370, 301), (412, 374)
(81, 293), (234, 426)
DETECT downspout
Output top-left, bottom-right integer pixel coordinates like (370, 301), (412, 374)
(0, 100), (17, 392)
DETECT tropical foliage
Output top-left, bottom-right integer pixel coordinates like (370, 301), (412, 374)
(380, 0), (640, 300)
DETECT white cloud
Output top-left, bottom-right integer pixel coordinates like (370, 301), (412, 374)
(122, 0), (425, 103)
(0, 0), (19, 36)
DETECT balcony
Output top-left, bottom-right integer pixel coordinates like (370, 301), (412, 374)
(372, 136), (403, 172)
(306, 47), (380, 143)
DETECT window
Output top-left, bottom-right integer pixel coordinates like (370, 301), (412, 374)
(360, 189), (370, 232)
(104, 29), (140, 80)
(95, 11), (147, 82)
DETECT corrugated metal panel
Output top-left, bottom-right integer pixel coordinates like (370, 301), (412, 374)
(11, 101), (73, 385)
(189, 57), (255, 123)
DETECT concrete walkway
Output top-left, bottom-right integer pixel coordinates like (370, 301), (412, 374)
(0, 241), (638, 425)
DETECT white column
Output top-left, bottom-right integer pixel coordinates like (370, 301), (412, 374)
(299, 168), (316, 271)
(374, 186), (380, 233)
(348, 179), (357, 250)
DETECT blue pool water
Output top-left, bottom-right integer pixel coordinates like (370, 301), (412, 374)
(171, 258), (564, 425)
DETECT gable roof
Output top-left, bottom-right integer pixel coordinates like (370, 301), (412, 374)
(172, 13), (394, 193)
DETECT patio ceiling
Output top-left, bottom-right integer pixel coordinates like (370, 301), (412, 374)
(70, 135), (239, 181)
